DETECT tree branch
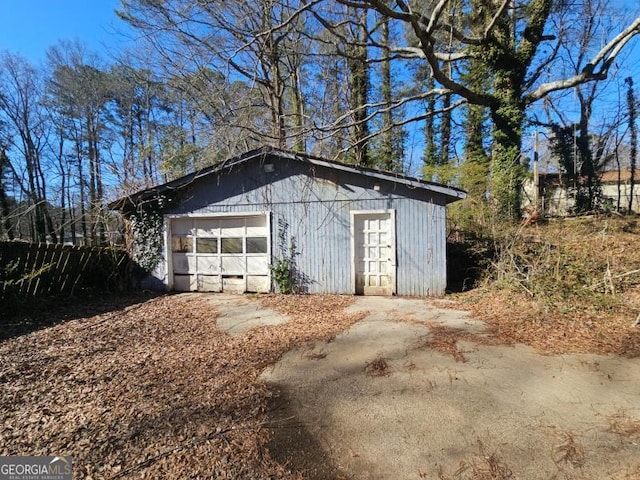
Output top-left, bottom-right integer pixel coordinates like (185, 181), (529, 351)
(527, 16), (640, 103)
(484, 0), (511, 40)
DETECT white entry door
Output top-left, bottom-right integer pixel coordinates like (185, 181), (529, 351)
(352, 211), (395, 295)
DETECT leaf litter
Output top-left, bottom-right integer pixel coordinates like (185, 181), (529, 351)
(444, 218), (640, 358)
(0, 293), (363, 479)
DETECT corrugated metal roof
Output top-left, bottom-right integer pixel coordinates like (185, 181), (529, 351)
(108, 146), (466, 210)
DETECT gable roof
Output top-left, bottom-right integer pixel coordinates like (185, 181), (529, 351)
(108, 146), (467, 211)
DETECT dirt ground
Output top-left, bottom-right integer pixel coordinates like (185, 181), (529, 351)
(2, 293), (640, 479)
(261, 296), (640, 479)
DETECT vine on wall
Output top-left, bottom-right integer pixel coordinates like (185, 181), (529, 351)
(270, 218), (300, 294)
(126, 196), (174, 273)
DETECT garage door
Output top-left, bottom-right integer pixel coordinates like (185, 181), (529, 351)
(170, 214), (270, 293)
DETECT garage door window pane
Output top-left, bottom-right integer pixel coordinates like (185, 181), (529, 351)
(172, 236), (192, 253)
(196, 238), (218, 254)
(246, 237), (267, 253)
(221, 237), (243, 253)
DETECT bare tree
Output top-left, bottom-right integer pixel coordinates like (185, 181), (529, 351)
(325, 0), (640, 219)
(47, 40), (112, 245)
(118, 0), (316, 151)
(0, 51), (57, 243)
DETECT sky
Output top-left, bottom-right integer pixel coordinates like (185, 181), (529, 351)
(0, 0), (131, 63)
(0, 0), (639, 171)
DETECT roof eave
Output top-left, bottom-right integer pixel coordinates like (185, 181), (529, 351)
(108, 146), (467, 210)
(282, 151), (467, 202)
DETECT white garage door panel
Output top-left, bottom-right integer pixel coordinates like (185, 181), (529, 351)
(220, 218), (245, 236)
(173, 253), (196, 274)
(174, 274), (197, 291)
(246, 216), (267, 234)
(198, 275), (221, 292)
(197, 256), (220, 274)
(247, 275), (269, 293)
(172, 218), (193, 235)
(247, 256), (268, 274)
(196, 219), (219, 236)
(221, 256), (246, 273)
(222, 276), (245, 294)
(171, 214), (269, 293)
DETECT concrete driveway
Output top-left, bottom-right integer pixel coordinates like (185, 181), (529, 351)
(259, 296), (640, 479)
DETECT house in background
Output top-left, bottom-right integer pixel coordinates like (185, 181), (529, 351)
(110, 147), (466, 296)
(523, 170), (640, 216)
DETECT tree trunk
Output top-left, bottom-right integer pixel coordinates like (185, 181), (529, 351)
(56, 130), (66, 244)
(33, 145), (58, 244)
(76, 138), (88, 245)
(424, 74), (438, 168)
(290, 61), (306, 153)
(263, 2), (286, 150)
(0, 149), (14, 240)
(627, 77), (637, 213)
(68, 188), (77, 246)
(332, 57), (345, 156)
(87, 114), (97, 245)
(490, 94), (525, 220)
(463, 101), (490, 199)
(347, 7), (370, 166)
(24, 140), (47, 243)
(380, 12), (393, 170)
(441, 93), (452, 165)
(574, 88), (600, 212)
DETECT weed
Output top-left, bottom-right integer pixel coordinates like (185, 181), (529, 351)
(365, 355), (391, 377)
(608, 410), (640, 437)
(422, 323), (503, 362)
(439, 439), (513, 479)
(479, 218), (640, 310)
(553, 431), (586, 467)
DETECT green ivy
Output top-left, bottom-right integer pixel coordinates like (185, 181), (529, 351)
(128, 204), (165, 273)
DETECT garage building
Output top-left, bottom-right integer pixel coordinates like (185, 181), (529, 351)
(110, 147), (466, 296)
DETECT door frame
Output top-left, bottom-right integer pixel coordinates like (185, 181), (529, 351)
(164, 211), (271, 292)
(349, 209), (396, 295)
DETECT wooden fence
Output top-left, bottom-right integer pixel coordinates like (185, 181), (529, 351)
(0, 241), (129, 298)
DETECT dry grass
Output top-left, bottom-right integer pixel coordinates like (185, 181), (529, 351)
(456, 288), (640, 356)
(449, 217), (640, 357)
(422, 323), (506, 362)
(438, 439), (514, 480)
(553, 431), (586, 468)
(0, 293), (364, 479)
(608, 410), (640, 437)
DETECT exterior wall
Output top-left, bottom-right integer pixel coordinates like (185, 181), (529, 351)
(157, 156), (449, 296)
(522, 178), (572, 216)
(524, 178), (640, 215)
(602, 183), (640, 212)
